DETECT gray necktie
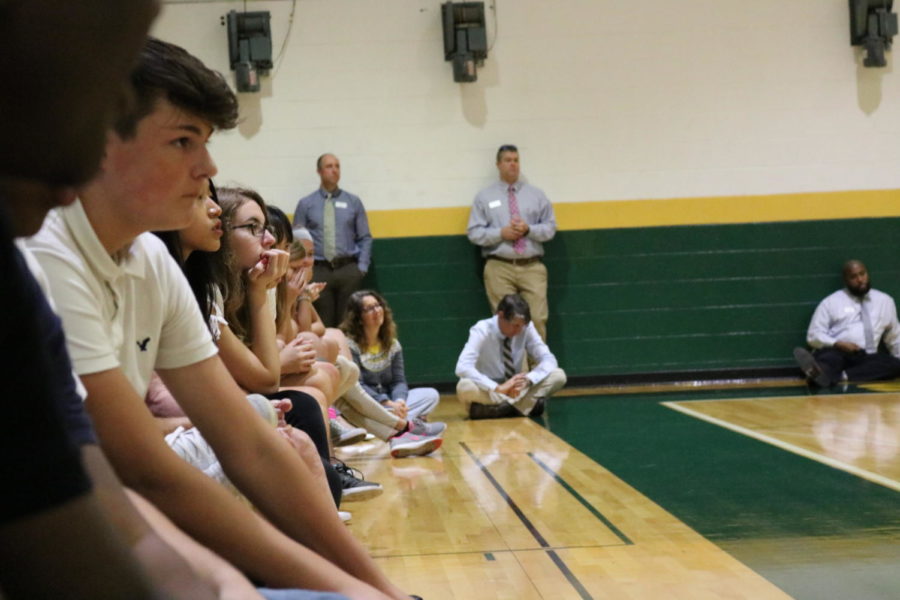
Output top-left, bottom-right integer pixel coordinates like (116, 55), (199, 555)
(503, 337), (515, 379)
(323, 192), (336, 262)
(860, 300), (876, 353)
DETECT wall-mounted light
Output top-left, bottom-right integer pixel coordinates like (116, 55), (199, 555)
(850, 0), (898, 67)
(442, 1), (487, 83)
(226, 9), (273, 92)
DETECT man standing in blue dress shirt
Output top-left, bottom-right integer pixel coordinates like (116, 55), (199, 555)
(467, 144), (557, 340)
(294, 154), (373, 327)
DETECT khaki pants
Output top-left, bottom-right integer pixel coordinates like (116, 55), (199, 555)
(333, 355), (403, 440)
(456, 368), (566, 416)
(484, 258), (548, 340)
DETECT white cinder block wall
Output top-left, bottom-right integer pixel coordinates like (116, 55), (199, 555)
(154, 0), (900, 217)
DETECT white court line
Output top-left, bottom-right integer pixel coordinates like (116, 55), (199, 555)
(661, 400), (900, 493)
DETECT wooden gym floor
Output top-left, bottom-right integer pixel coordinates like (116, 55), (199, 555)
(336, 382), (900, 599)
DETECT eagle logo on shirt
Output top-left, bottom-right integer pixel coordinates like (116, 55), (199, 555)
(136, 337), (151, 352)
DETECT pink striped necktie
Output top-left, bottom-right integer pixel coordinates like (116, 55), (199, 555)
(508, 185), (526, 254)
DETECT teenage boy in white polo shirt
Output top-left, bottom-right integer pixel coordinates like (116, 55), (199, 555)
(28, 38), (408, 600)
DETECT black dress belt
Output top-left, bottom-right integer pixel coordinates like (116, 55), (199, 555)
(315, 256), (357, 269)
(487, 255), (542, 266)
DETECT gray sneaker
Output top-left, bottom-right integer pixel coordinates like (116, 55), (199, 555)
(330, 419), (368, 446)
(408, 418), (446, 437)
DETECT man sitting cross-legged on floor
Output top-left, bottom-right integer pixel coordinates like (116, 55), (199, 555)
(794, 259), (900, 388)
(455, 294), (566, 419)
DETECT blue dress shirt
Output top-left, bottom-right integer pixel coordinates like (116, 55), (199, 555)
(467, 180), (557, 259)
(293, 188), (373, 272)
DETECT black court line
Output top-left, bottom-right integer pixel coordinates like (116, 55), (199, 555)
(529, 452), (633, 545)
(369, 543), (635, 560)
(460, 442), (593, 600)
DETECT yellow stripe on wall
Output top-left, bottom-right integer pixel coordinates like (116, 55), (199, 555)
(367, 188), (900, 239)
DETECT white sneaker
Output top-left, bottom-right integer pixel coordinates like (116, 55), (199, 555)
(338, 510), (352, 523)
(389, 431), (442, 458)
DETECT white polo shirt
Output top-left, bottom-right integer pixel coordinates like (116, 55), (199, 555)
(26, 200), (216, 398)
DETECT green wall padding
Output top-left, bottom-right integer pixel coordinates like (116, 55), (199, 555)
(363, 218), (900, 384)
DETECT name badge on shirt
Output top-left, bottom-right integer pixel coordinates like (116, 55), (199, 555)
(335, 201), (348, 209)
(488, 200), (502, 209)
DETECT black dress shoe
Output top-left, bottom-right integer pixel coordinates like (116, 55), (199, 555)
(529, 397), (546, 417)
(793, 347), (831, 387)
(469, 401), (519, 420)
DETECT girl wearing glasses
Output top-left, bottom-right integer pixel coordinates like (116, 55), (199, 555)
(149, 182), (344, 508)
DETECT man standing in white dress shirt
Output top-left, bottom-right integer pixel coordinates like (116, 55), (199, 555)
(467, 145), (557, 340)
(456, 294), (566, 419)
(794, 260), (900, 387)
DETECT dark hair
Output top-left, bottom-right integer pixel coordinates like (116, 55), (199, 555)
(265, 204), (296, 334)
(114, 37), (239, 139)
(266, 205), (293, 248)
(215, 186), (269, 341)
(152, 179), (225, 336)
(496, 144), (518, 162)
(842, 259), (866, 276)
(496, 294), (531, 323)
(340, 289), (396, 352)
(316, 153), (335, 170)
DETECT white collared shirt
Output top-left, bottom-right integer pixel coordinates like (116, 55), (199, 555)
(455, 315), (558, 390)
(15, 240), (89, 403)
(26, 200), (216, 397)
(807, 287), (900, 357)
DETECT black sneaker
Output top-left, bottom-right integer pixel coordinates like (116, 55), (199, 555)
(529, 397), (546, 417)
(333, 460), (383, 502)
(468, 401), (519, 420)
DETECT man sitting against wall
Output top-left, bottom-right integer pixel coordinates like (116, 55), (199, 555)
(794, 259), (900, 387)
(455, 294), (566, 419)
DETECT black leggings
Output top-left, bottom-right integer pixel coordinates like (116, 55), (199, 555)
(265, 389), (341, 508)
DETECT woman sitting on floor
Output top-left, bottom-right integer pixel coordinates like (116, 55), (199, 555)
(341, 290), (440, 424)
